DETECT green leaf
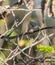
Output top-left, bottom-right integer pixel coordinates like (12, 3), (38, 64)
(0, 19), (4, 25)
(37, 45), (54, 53)
(0, 51), (6, 65)
(10, 31), (16, 36)
(3, 50), (10, 58)
(25, 39), (33, 46)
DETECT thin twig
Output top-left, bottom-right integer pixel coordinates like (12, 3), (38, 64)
(5, 33), (55, 62)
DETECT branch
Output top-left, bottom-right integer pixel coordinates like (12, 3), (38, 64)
(5, 33), (55, 62)
(1, 26), (55, 39)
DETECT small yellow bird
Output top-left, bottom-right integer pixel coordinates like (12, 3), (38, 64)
(19, 39), (25, 47)
(18, 38), (33, 47)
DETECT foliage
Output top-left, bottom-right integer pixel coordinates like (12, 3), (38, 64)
(37, 44), (54, 53)
(0, 51), (5, 65)
(10, 31), (17, 36)
(0, 19), (4, 25)
(0, 0), (55, 65)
